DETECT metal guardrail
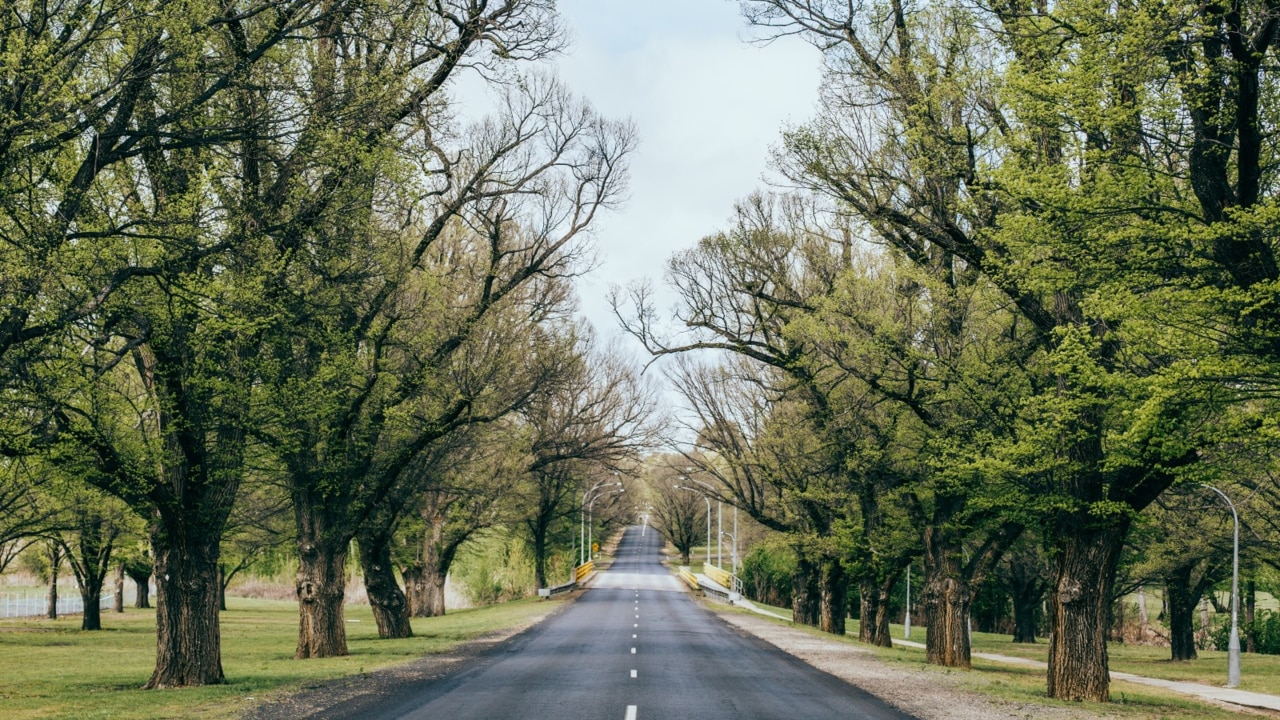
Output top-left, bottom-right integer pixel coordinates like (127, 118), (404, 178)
(677, 566), (700, 591)
(538, 562), (594, 598)
(538, 580), (576, 598)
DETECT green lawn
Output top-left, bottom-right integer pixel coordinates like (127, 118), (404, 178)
(0, 595), (562, 720)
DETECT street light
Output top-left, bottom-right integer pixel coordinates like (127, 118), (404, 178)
(676, 485), (711, 567)
(1203, 484), (1241, 688)
(687, 477), (724, 569)
(720, 531), (738, 588)
(588, 486), (625, 561)
(581, 480), (622, 566)
(904, 565), (912, 640)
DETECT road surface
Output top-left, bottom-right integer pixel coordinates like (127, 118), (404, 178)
(351, 525), (916, 720)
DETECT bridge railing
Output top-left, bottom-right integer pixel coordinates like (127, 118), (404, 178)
(702, 563), (733, 589)
(677, 566), (699, 591)
(538, 561), (594, 598)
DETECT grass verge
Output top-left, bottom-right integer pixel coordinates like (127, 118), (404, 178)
(962, 625), (1280, 697)
(0, 595), (562, 720)
(714, 605), (1261, 719)
(733, 604), (1280, 697)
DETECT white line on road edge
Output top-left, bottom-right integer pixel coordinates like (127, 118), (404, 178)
(625, 705), (637, 720)
(631, 669), (637, 678)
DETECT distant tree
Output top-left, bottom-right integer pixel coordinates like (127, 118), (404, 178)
(516, 336), (659, 588)
(646, 461), (704, 565)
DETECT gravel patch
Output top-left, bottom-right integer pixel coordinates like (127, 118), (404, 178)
(713, 610), (1121, 720)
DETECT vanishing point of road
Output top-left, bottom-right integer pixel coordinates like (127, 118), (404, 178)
(347, 526), (917, 720)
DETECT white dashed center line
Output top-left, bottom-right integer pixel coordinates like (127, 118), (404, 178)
(631, 647), (636, 654)
(631, 669), (638, 678)
(625, 705), (638, 720)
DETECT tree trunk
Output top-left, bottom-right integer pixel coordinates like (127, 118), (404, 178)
(923, 531), (971, 667)
(791, 554), (820, 627)
(1246, 580), (1257, 653)
(295, 536), (349, 659)
(858, 577), (880, 644)
(1010, 556), (1041, 643)
(81, 582), (102, 631)
(46, 543), (60, 620)
(70, 513), (118, 631)
(1165, 566), (1198, 661)
(419, 566), (446, 617)
(401, 565), (423, 614)
(218, 565), (227, 612)
(357, 531), (412, 638)
(1110, 595), (1126, 643)
(411, 511), (451, 618)
(1200, 597), (1212, 644)
(532, 527), (549, 590)
(872, 574), (894, 648)
(146, 525), (225, 688)
(923, 573), (971, 666)
(114, 565), (125, 613)
(817, 556), (847, 635)
(1045, 521), (1127, 702)
(129, 570), (152, 609)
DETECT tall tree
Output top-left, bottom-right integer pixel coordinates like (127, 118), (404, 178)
(742, 0), (1228, 699)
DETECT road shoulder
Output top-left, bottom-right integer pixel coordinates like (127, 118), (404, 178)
(242, 598), (571, 720)
(708, 607), (1233, 720)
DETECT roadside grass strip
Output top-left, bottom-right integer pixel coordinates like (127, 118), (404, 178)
(716, 605), (1268, 719)
(0, 595), (560, 720)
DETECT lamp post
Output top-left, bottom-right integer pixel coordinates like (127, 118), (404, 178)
(676, 485), (711, 567)
(1203, 484), (1241, 688)
(904, 565), (912, 640)
(720, 530), (738, 589)
(687, 477), (723, 569)
(581, 480), (620, 566)
(588, 486), (625, 561)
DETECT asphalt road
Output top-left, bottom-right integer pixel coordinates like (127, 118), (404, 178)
(355, 525), (917, 720)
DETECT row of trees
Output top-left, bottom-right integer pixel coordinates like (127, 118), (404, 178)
(624, 0), (1280, 702)
(0, 0), (655, 690)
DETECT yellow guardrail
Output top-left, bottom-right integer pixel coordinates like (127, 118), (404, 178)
(575, 561), (594, 583)
(678, 566), (699, 590)
(703, 563), (733, 589)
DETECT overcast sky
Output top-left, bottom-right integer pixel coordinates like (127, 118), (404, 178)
(538, 0), (823, 350)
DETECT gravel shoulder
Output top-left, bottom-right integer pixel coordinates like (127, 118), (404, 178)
(710, 608), (1130, 720)
(242, 599), (568, 720)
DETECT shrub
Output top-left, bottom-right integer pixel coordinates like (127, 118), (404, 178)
(1209, 609), (1280, 654)
(739, 545), (794, 608)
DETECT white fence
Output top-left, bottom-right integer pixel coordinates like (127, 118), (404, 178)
(0, 592), (116, 619)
